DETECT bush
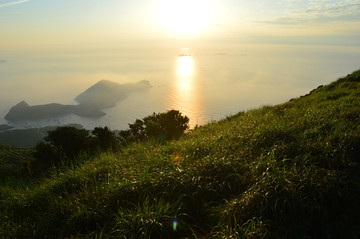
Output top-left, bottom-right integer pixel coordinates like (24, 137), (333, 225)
(31, 111), (188, 174)
(121, 110), (189, 143)
(44, 126), (91, 160)
(91, 126), (118, 151)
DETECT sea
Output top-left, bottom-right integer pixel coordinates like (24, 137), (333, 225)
(1, 44), (360, 130)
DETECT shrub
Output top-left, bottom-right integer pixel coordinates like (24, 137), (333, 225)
(121, 110), (189, 143)
(91, 126), (118, 151)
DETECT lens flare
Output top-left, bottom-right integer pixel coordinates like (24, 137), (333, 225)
(172, 216), (179, 231)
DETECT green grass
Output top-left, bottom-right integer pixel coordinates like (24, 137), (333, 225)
(0, 144), (34, 180)
(1, 70), (360, 238)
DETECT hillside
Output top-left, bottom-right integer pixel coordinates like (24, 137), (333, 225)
(1, 70), (360, 238)
(0, 144), (34, 179)
(0, 124), (84, 148)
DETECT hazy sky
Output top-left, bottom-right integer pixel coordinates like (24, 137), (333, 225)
(1, 0), (360, 48)
(1, 0), (360, 128)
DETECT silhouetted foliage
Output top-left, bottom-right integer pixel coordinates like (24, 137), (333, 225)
(30, 142), (59, 175)
(31, 127), (91, 175)
(121, 110), (189, 143)
(118, 129), (133, 145)
(31, 111), (188, 175)
(0, 144), (34, 179)
(129, 119), (146, 140)
(152, 109), (189, 140)
(45, 126), (91, 159)
(91, 126), (118, 151)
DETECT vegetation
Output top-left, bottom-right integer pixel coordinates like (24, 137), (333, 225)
(28, 110), (189, 176)
(0, 124), (84, 148)
(0, 127), (52, 148)
(119, 110), (189, 143)
(0, 144), (34, 179)
(1, 70), (360, 238)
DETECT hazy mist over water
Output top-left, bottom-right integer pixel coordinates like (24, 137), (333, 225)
(1, 44), (360, 130)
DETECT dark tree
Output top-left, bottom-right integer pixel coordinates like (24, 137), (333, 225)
(123, 110), (189, 142)
(44, 126), (90, 159)
(91, 126), (118, 151)
(118, 129), (133, 145)
(29, 142), (60, 175)
(144, 118), (161, 139)
(33, 142), (59, 166)
(31, 127), (90, 175)
(128, 119), (146, 140)
(157, 110), (189, 140)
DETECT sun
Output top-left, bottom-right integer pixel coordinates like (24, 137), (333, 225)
(157, 0), (214, 37)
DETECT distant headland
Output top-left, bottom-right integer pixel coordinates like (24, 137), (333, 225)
(75, 79), (151, 109)
(5, 80), (151, 122)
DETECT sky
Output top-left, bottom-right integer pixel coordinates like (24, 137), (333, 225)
(0, 0), (360, 48)
(1, 0), (360, 129)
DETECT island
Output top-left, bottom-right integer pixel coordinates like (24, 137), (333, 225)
(4, 101), (105, 121)
(4, 80), (151, 122)
(75, 79), (151, 109)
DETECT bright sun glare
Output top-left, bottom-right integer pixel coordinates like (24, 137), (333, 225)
(177, 55), (194, 90)
(178, 56), (194, 78)
(157, 0), (214, 37)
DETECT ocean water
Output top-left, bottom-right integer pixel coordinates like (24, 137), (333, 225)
(1, 44), (360, 130)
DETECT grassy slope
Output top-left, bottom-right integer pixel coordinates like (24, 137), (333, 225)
(0, 144), (34, 179)
(0, 128), (49, 148)
(1, 70), (360, 238)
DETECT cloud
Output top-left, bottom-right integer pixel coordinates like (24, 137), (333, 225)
(0, 60), (6, 63)
(263, 2), (360, 25)
(0, 0), (30, 8)
(250, 34), (360, 47)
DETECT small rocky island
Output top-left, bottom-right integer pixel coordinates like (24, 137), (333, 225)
(5, 80), (151, 122)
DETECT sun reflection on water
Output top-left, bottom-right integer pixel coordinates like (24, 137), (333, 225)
(177, 56), (194, 90)
(167, 54), (206, 128)
(177, 56), (193, 77)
